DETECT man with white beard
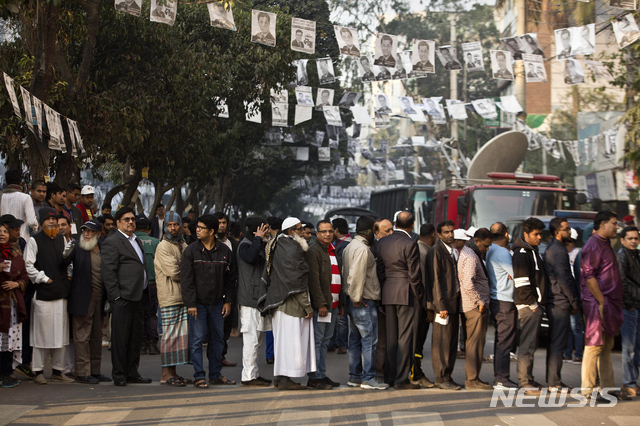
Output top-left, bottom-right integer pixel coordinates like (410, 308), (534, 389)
(258, 217), (315, 390)
(24, 208), (75, 384)
(66, 220), (111, 384)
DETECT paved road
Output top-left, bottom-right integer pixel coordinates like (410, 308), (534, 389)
(1, 324), (639, 425)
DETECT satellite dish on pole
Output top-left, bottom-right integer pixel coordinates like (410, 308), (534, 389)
(467, 131), (529, 181)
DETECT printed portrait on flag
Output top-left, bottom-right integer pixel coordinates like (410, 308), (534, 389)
(251, 10), (277, 47)
(373, 33), (399, 69)
(208, 2), (236, 31)
(115, 0), (141, 17)
(334, 26), (361, 57)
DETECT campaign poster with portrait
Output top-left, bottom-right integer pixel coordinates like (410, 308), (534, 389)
(612, 14), (640, 49)
(207, 2), (236, 31)
(295, 86), (314, 106)
(462, 41), (484, 72)
(519, 33), (545, 57)
(357, 55), (376, 82)
(584, 60), (614, 81)
(501, 37), (524, 60)
(373, 33), (399, 69)
(315, 88), (334, 111)
(436, 46), (462, 70)
(316, 58), (336, 85)
(323, 106), (342, 127)
(114, 0), (141, 17)
(294, 59), (309, 86)
(291, 18), (316, 54)
(271, 103), (288, 127)
(523, 54), (547, 83)
(563, 59), (585, 85)
(150, 0), (177, 26)
(572, 23), (596, 56)
(411, 39), (436, 75)
(338, 91), (361, 108)
(334, 26), (361, 58)
(251, 10), (277, 47)
(490, 50), (514, 81)
(374, 94), (393, 114)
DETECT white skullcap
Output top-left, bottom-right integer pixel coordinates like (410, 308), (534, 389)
(454, 229), (470, 241)
(281, 217), (301, 231)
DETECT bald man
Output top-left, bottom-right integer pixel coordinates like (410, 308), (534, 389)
(376, 212), (423, 389)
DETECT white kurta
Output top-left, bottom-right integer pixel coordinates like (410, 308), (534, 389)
(272, 310), (316, 378)
(240, 306), (272, 382)
(30, 296), (68, 348)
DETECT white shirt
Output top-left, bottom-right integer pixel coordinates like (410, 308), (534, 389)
(221, 238), (232, 251)
(24, 237), (50, 284)
(119, 230), (148, 288)
(0, 188), (39, 241)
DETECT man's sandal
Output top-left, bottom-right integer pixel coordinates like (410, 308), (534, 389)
(194, 379), (209, 389)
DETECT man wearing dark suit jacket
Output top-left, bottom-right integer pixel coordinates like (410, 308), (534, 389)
(150, 203), (165, 240)
(101, 207), (152, 386)
(425, 219), (462, 390)
(377, 212), (423, 389)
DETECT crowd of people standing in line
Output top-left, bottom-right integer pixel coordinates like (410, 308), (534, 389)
(0, 168), (639, 402)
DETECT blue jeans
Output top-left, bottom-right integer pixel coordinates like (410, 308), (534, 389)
(621, 308), (640, 387)
(329, 313), (348, 348)
(564, 310), (585, 359)
(189, 302), (225, 381)
(308, 307), (338, 380)
(347, 297), (378, 382)
(266, 331), (274, 360)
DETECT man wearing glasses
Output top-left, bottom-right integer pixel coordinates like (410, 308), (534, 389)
(180, 215), (237, 389)
(543, 217), (580, 392)
(101, 207), (153, 386)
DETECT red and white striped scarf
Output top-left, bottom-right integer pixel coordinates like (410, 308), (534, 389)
(327, 243), (341, 309)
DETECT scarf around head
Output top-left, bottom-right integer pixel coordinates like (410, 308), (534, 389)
(163, 211), (185, 246)
(0, 225), (13, 260)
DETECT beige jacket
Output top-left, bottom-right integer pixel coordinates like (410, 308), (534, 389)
(342, 235), (381, 302)
(154, 239), (187, 308)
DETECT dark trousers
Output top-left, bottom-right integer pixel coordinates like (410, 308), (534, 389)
(21, 284), (35, 366)
(0, 351), (13, 376)
(385, 304), (416, 386)
(266, 330), (274, 360)
(432, 299), (460, 383)
(413, 307), (430, 380)
(143, 283), (159, 342)
(111, 298), (145, 381)
(546, 305), (571, 386)
(459, 312), (467, 352)
(517, 306), (543, 387)
(490, 299), (517, 384)
(464, 308), (489, 382)
(222, 303), (238, 358)
(72, 299), (104, 377)
(189, 302), (224, 381)
(375, 308), (387, 380)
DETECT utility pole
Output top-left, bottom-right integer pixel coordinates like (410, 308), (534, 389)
(515, 0), (526, 112)
(449, 14), (458, 142)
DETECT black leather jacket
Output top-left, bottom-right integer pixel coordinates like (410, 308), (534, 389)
(617, 247), (640, 310)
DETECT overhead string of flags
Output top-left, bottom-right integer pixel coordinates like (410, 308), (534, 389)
(2, 2), (635, 156)
(2, 72), (86, 158)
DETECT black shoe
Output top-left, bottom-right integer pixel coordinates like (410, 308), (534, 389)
(127, 376), (152, 384)
(435, 381), (461, 390)
(323, 376), (340, 388)
(92, 374), (112, 382)
(140, 341), (149, 355)
(14, 364), (35, 380)
(148, 340), (160, 355)
(76, 375), (100, 385)
(241, 378), (270, 387)
(278, 377), (306, 390)
(114, 378), (127, 387)
(394, 382), (421, 390)
(257, 376), (272, 384)
(307, 378), (333, 390)
(266, 358), (274, 364)
(0, 376), (20, 388)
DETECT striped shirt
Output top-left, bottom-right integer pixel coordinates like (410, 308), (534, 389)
(327, 243), (341, 309)
(458, 245), (490, 312)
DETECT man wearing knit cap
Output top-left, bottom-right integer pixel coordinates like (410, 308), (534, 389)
(237, 217), (272, 387)
(306, 219), (343, 390)
(258, 217), (315, 390)
(23, 208), (74, 384)
(154, 212), (189, 386)
(135, 217), (160, 355)
(66, 219), (110, 384)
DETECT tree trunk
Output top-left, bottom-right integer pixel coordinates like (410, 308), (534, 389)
(121, 172), (142, 207)
(166, 187), (177, 211)
(175, 189), (185, 216)
(103, 182), (127, 207)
